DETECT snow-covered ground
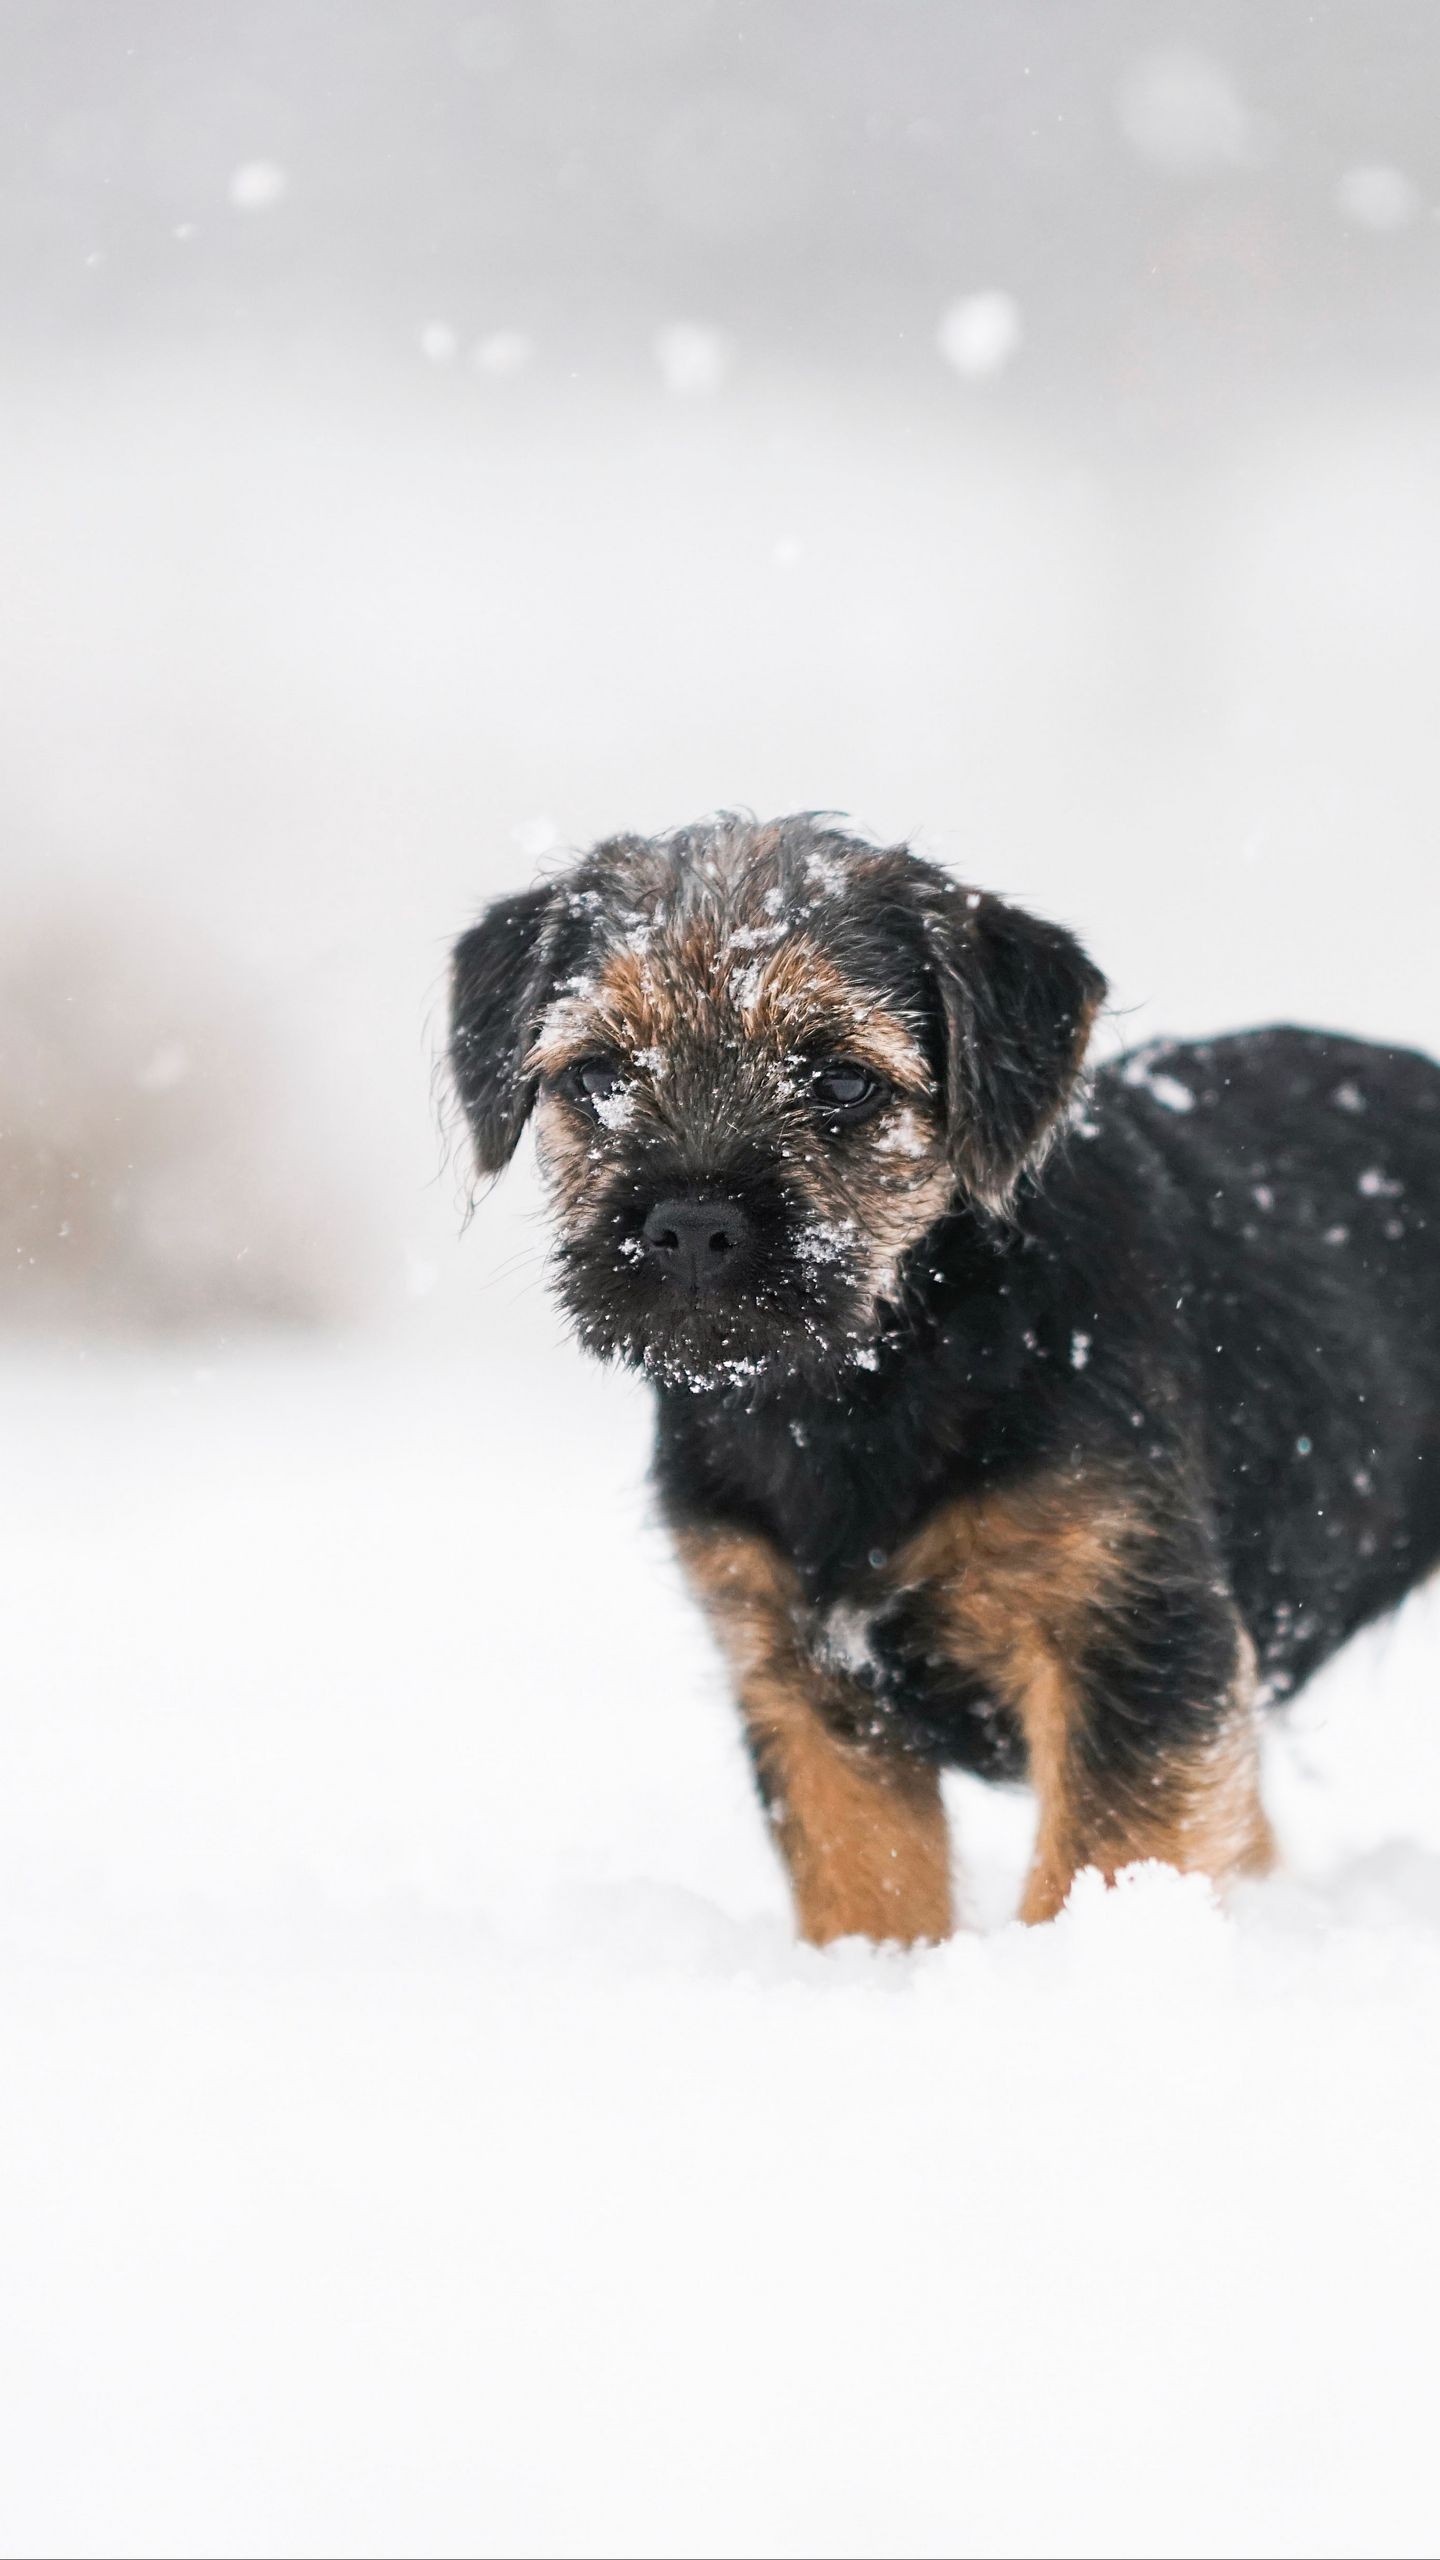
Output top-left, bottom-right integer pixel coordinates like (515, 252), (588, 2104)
(3, 1337), (1438, 2559)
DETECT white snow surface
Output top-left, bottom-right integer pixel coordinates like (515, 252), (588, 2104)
(3, 1340), (1439, 2560)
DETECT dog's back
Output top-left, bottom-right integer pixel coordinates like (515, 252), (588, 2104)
(1094, 1023), (1440, 1703)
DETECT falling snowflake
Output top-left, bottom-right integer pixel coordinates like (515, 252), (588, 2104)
(473, 331), (534, 379)
(1336, 165), (1420, 231)
(228, 160), (288, 211)
(654, 323), (732, 397)
(936, 292), (1023, 381)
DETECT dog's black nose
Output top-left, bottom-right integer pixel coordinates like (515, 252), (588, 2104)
(640, 1198), (749, 1294)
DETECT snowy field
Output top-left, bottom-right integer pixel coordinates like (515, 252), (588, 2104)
(3, 1335), (1439, 2560)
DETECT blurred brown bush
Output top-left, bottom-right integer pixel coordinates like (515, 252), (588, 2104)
(0, 908), (364, 1334)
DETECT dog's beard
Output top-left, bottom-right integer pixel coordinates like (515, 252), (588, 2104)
(546, 1201), (893, 1394)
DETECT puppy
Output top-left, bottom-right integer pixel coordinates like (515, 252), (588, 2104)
(450, 814), (1440, 1941)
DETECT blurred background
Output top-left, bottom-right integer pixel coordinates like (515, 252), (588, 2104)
(3, 0), (1439, 1342)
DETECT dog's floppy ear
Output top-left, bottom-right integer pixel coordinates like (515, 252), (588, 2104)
(450, 882), (561, 1175)
(924, 884), (1106, 1214)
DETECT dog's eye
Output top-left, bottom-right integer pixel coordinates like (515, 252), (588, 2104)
(556, 1054), (627, 1116)
(564, 1055), (625, 1107)
(811, 1061), (886, 1121)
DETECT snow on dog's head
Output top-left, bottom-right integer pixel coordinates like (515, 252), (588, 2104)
(449, 814), (1104, 1390)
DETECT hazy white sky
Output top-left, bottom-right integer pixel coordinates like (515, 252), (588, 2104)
(4, 2), (1438, 1336)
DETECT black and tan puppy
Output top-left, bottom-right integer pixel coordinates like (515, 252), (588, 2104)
(450, 814), (1440, 1942)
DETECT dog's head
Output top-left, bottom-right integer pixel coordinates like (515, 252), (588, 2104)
(450, 816), (1104, 1389)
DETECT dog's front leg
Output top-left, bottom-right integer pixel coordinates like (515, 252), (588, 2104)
(677, 1526), (953, 1948)
(1015, 1603), (1276, 1925)
(742, 1680), (952, 1948)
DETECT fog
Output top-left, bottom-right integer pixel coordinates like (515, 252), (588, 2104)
(4, 1), (1439, 1337)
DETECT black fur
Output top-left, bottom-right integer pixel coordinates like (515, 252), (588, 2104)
(926, 888), (1106, 1206)
(450, 883), (560, 1174)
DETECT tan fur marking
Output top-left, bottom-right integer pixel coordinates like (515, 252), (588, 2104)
(679, 1528), (953, 1947)
(890, 1472), (1274, 1921)
(531, 1089), (596, 1212)
(746, 941), (932, 1092)
(532, 927), (932, 1097)
(893, 1470), (1138, 1670)
(531, 942), (687, 1074)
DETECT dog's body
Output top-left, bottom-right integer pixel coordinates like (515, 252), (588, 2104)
(452, 817), (1440, 1940)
